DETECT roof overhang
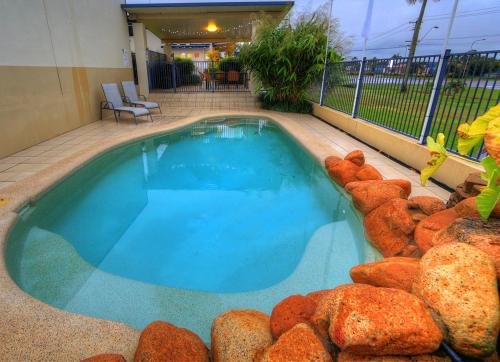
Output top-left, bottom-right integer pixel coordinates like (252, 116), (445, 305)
(122, 1), (294, 43)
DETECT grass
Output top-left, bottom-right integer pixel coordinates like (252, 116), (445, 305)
(314, 80), (499, 160)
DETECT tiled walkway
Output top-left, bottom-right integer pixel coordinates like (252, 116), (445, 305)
(0, 92), (449, 200)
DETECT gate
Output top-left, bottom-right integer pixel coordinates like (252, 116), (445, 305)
(147, 51), (249, 93)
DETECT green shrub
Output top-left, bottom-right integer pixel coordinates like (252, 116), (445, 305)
(174, 57), (195, 73)
(258, 93), (312, 113)
(239, 12), (341, 113)
(219, 57), (242, 72)
(174, 58), (197, 85)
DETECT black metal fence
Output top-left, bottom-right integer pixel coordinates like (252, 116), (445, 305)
(147, 51), (249, 93)
(313, 49), (500, 161)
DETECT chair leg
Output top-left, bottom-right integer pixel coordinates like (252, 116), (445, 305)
(113, 111), (118, 123)
(158, 106), (162, 114)
(134, 114), (138, 125)
(149, 114), (154, 122)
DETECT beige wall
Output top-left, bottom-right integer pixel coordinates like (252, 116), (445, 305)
(312, 104), (482, 189)
(0, 0), (132, 158)
(146, 30), (163, 53)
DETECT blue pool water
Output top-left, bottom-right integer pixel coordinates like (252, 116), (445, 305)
(6, 117), (378, 340)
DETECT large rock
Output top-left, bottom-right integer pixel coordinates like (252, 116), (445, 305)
(134, 321), (209, 362)
(413, 243), (500, 358)
(258, 323), (332, 362)
(352, 183), (407, 214)
(325, 155), (342, 170)
(432, 217), (500, 278)
(345, 150), (365, 166)
(328, 160), (360, 187)
(364, 198), (416, 257)
(408, 196), (446, 216)
(355, 164), (383, 181)
(455, 197), (500, 218)
(337, 352), (450, 361)
(310, 285), (362, 341)
(349, 257), (419, 292)
(324, 284), (442, 355)
(81, 354), (126, 362)
(414, 208), (458, 253)
(306, 289), (335, 305)
(211, 310), (273, 362)
(345, 179), (412, 198)
(270, 295), (317, 339)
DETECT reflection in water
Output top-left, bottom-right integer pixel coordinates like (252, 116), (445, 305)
(6, 117), (379, 340)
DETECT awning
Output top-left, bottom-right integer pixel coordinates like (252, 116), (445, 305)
(122, 1), (294, 43)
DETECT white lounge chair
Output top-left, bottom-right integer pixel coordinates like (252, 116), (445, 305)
(121, 80), (161, 113)
(100, 83), (152, 124)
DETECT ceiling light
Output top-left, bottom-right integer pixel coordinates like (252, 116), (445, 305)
(206, 22), (218, 32)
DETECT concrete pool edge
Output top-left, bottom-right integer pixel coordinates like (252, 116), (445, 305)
(0, 111), (345, 361)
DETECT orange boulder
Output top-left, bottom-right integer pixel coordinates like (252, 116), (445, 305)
(329, 284), (442, 355)
(310, 285), (366, 341)
(211, 310), (272, 362)
(270, 294), (317, 339)
(134, 321), (208, 362)
(325, 155), (342, 170)
(259, 323), (332, 362)
(337, 352), (450, 361)
(81, 354), (126, 362)
(432, 217), (500, 278)
(455, 197), (500, 218)
(355, 164), (383, 181)
(306, 289), (335, 305)
(408, 196), (446, 216)
(352, 183), (407, 214)
(345, 179), (412, 198)
(414, 208), (458, 253)
(349, 257), (419, 292)
(364, 198), (416, 257)
(328, 160), (360, 187)
(345, 150), (365, 166)
(413, 243), (500, 358)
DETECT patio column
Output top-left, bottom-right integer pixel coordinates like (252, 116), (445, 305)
(248, 20), (260, 94)
(132, 22), (150, 97)
(163, 43), (173, 61)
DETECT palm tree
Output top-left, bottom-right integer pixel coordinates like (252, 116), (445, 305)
(401, 0), (436, 92)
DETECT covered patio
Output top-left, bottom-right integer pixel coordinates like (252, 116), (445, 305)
(122, 1), (294, 95)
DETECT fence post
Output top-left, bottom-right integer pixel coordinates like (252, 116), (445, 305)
(319, 63), (329, 106)
(352, 57), (367, 118)
(419, 49), (451, 144)
(211, 61), (216, 93)
(171, 60), (177, 93)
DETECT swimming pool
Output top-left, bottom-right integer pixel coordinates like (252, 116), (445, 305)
(6, 117), (378, 341)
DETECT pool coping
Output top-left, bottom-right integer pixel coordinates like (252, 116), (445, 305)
(0, 111), (343, 361)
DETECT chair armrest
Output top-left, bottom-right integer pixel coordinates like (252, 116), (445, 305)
(122, 96), (131, 104)
(138, 94), (147, 101)
(101, 101), (115, 110)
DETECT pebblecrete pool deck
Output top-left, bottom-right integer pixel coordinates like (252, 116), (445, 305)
(0, 93), (450, 361)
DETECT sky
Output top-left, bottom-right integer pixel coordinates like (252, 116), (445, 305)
(126, 0), (500, 59)
(291, 0), (500, 59)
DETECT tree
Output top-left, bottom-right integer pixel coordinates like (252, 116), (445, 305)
(401, 0), (438, 92)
